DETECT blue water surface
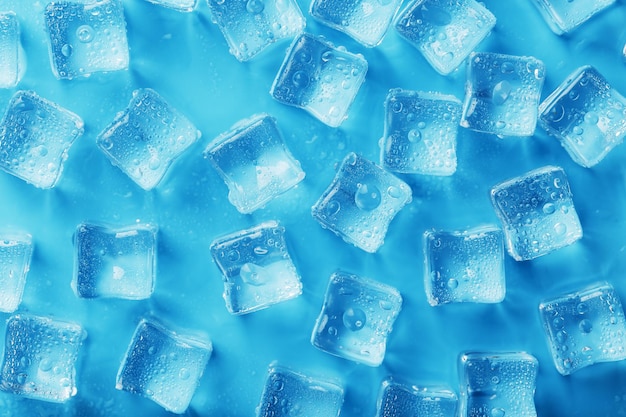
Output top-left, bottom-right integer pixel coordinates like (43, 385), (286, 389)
(1, 0), (626, 416)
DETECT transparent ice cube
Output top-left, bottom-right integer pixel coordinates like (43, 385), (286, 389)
(539, 65), (626, 168)
(210, 221), (303, 315)
(459, 352), (538, 417)
(461, 52), (546, 137)
(0, 90), (84, 189)
(72, 222), (157, 300)
(0, 12), (26, 89)
(44, 0), (130, 79)
(271, 33), (368, 127)
(116, 319), (212, 414)
(97, 88), (201, 190)
(0, 233), (32, 313)
(144, 0), (198, 12)
(0, 314), (86, 403)
(539, 281), (626, 375)
(423, 225), (505, 306)
(376, 378), (458, 417)
(490, 165), (582, 261)
(204, 114), (305, 213)
(309, 0), (402, 47)
(312, 152), (412, 253)
(256, 364), (344, 417)
(529, 0), (615, 34)
(380, 89), (462, 175)
(206, 0), (305, 61)
(311, 271), (402, 366)
(395, 0), (496, 75)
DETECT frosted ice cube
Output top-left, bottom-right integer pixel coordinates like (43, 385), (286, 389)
(0, 233), (32, 313)
(0, 90), (84, 189)
(0, 12), (26, 88)
(490, 165), (582, 261)
(271, 33), (368, 127)
(529, 0), (615, 34)
(144, 0), (197, 12)
(44, 0), (130, 79)
(204, 114), (305, 213)
(380, 89), (462, 175)
(97, 88), (201, 190)
(116, 319), (212, 414)
(309, 0), (402, 47)
(423, 225), (505, 306)
(312, 152), (412, 253)
(256, 364), (344, 417)
(206, 0), (305, 61)
(461, 52), (545, 137)
(376, 379), (458, 417)
(539, 281), (626, 375)
(210, 221), (303, 315)
(395, 0), (496, 75)
(459, 352), (538, 417)
(0, 314), (86, 403)
(72, 222), (157, 300)
(311, 271), (402, 366)
(539, 65), (626, 168)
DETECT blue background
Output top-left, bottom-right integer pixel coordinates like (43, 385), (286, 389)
(1, 0), (626, 415)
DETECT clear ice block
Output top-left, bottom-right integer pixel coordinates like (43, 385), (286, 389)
(459, 352), (538, 417)
(376, 379), (458, 417)
(0, 12), (26, 89)
(256, 364), (344, 417)
(311, 271), (402, 366)
(204, 114), (305, 213)
(97, 88), (201, 190)
(0, 233), (32, 313)
(380, 89), (462, 175)
(490, 165), (582, 261)
(461, 52), (546, 137)
(394, 0), (496, 75)
(309, 0), (402, 47)
(312, 152), (412, 253)
(529, 0), (615, 34)
(423, 225), (505, 306)
(210, 221), (303, 315)
(0, 90), (84, 189)
(271, 33), (368, 127)
(72, 222), (157, 300)
(45, 0), (130, 79)
(539, 281), (626, 375)
(539, 65), (626, 168)
(206, 0), (305, 61)
(116, 319), (212, 414)
(0, 314), (86, 403)
(144, 0), (198, 12)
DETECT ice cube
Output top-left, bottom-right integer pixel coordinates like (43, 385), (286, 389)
(529, 0), (615, 34)
(210, 221), (303, 314)
(0, 233), (32, 313)
(116, 319), (212, 414)
(376, 378), (458, 417)
(0, 12), (26, 88)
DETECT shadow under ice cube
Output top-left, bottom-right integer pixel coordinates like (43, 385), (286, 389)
(376, 378), (458, 417)
(0, 232), (32, 313)
(204, 114), (305, 213)
(0, 12), (26, 89)
(0, 314), (86, 403)
(312, 152), (411, 253)
(72, 222), (157, 300)
(0, 90), (84, 189)
(271, 33), (368, 127)
(461, 52), (545, 136)
(529, 0), (615, 34)
(539, 65), (626, 168)
(210, 221), (303, 315)
(490, 165), (582, 261)
(256, 364), (344, 417)
(459, 352), (538, 417)
(97, 88), (201, 190)
(539, 281), (626, 375)
(311, 271), (402, 366)
(116, 319), (212, 414)
(423, 225), (505, 306)
(45, 0), (130, 79)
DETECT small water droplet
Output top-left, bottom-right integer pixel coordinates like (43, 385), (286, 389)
(246, 0), (264, 13)
(579, 319), (593, 333)
(492, 81), (512, 105)
(543, 203), (555, 214)
(408, 129), (421, 143)
(554, 223), (567, 236)
(491, 407), (506, 417)
(584, 111), (599, 125)
(179, 368), (190, 380)
(355, 181), (381, 211)
(61, 44), (72, 57)
(447, 278), (458, 289)
(76, 25), (94, 43)
(343, 307), (366, 331)
(387, 186), (402, 198)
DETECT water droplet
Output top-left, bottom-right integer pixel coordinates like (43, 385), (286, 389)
(61, 44), (72, 57)
(17, 373), (27, 384)
(254, 246), (268, 255)
(343, 307), (366, 331)
(543, 203), (555, 214)
(179, 368), (190, 380)
(390, 101), (403, 113)
(553, 316), (565, 329)
(447, 278), (458, 289)
(148, 157), (161, 170)
(327, 326), (338, 336)
(76, 25), (94, 43)
(492, 81), (512, 105)
(548, 104), (565, 122)
(579, 319), (593, 333)
(554, 223), (567, 236)
(495, 120), (506, 129)
(355, 181), (382, 211)
(501, 62), (515, 74)
(577, 302), (588, 314)
(246, 0), (264, 13)
(240, 263), (267, 286)
(387, 186), (402, 198)
(568, 90), (579, 100)
(408, 129), (421, 143)
(321, 51), (334, 62)
(227, 249), (240, 262)
(39, 358), (53, 372)
(584, 111), (599, 125)
(491, 407), (506, 417)
(148, 346), (156, 355)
